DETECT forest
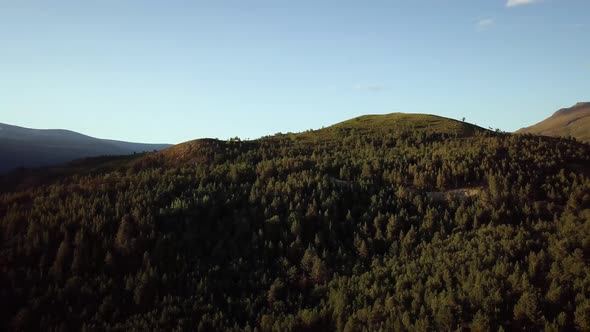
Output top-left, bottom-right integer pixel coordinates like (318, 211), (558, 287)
(0, 114), (589, 331)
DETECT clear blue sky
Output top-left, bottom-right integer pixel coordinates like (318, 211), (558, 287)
(1, 0), (588, 144)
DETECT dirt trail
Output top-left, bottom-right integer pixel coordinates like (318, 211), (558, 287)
(426, 187), (481, 201)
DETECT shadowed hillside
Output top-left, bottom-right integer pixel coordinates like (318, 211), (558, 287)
(517, 102), (590, 142)
(0, 122), (171, 173)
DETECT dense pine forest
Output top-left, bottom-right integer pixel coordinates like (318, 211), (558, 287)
(1, 114), (589, 331)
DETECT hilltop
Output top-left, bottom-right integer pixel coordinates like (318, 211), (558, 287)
(151, 113), (485, 166)
(517, 102), (590, 142)
(326, 113), (481, 136)
(274, 113), (484, 143)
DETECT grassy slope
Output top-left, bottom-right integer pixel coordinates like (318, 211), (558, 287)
(328, 113), (481, 135)
(153, 113), (485, 163)
(517, 102), (590, 142)
(268, 113), (485, 144)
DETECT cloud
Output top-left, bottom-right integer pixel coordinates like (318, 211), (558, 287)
(506, 0), (539, 7)
(476, 18), (494, 31)
(354, 84), (384, 92)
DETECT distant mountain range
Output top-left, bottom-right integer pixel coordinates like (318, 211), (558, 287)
(517, 102), (590, 142)
(0, 122), (171, 173)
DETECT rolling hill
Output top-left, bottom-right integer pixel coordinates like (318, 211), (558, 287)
(286, 112), (484, 143)
(0, 122), (171, 173)
(153, 113), (485, 165)
(325, 112), (482, 136)
(517, 102), (590, 142)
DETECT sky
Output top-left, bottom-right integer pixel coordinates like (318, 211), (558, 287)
(0, 0), (588, 144)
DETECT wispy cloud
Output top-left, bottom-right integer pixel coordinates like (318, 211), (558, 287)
(506, 0), (539, 8)
(476, 18), (494, 31)
(568, 23), (586, 29)
(354, 84), (384, 92)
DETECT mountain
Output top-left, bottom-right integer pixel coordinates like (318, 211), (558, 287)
(0, 122), (171, 173)
(517, 102), (590, 142)
(1, 113), (589, 331)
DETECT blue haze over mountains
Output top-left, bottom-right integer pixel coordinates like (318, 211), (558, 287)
(0, 123), (171, 173)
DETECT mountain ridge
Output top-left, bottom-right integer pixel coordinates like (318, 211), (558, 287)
(516, 102), (590, 142)
(0, 112), (490, 191)
(0, 122), (172, 173)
